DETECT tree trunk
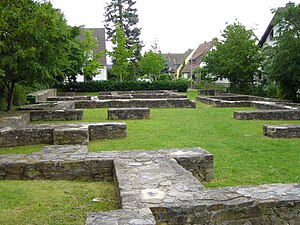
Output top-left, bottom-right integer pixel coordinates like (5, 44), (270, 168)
(6, 82), (15, 112)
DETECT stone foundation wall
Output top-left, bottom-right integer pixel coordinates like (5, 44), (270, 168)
(27, 89), (57, 103)
(198, 89), (219, 96)
(47, 96), (92, 101)
(263, 124), (300, 138)
(152, 184), (300, 225)
(98, 90), (187, 100)
(234, 110), (300, 120)
(19, 101), (75, 111)
(75, 99), (196, 109)
(0, 123), (127, 147)
(108, 108), (150, 120)
(29, 109), (83, 121)
(0, 113), (30, 128)
(0, 127), (54, 147)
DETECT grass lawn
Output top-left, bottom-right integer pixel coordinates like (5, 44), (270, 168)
(0, 180), (118, 225)
(0, 90), (299, 223)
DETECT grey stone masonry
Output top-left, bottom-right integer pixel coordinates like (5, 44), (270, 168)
(86, 209), (156, 225)
(98, 90), (187, 100)
(26, 89), (57, 104)
(54, 127), (89, 145)
(0, 146), (298, 224)
(41, 145), (88, 154)
(234, 109), (300, 120)
(19, 101), (75, 111)
(75, 98), (196, 109)
(29, 109), (83, 121)
(197, 95), (298, 110)
(47, 96), (92, 101)
(0, 122), (127, 147)
(108, 108), (150, 120)
(263, 124), (300, 138)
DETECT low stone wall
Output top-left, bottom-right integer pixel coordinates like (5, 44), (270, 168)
(27, 89), (57, 103)
(47, 96), (92, 101)
(75, 98), (196, 109)
(198, 89), (220, 96)
(30, 109), (83, 121)
(108, 108), (150, 120)
(234, 109), (300, 120)
(0, 122), (127, 147)
(0, 146), (298, 224)
(0, 113), (30, 128)
(19, 101), (75, 111)
(263, 124), (300, 138)
(98, 90), (187, 100)
(196, 95), (297, 110)
(151, 184), (300, 225)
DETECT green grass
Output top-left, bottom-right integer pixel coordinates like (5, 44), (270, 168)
(0, 91), (300, 224)
(0, 180), (118, 225)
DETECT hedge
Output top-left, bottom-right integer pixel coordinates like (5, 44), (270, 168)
(57, 80), (189, 92)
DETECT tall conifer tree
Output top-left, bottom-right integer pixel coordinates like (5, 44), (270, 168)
(104, 0), (142, 73)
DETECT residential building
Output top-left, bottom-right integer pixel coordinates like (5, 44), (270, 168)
(163, 49), (193, 78)
(181, 41), (213, 78)
(77, 28), (107, 82)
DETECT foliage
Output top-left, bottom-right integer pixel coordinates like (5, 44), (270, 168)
(203, 22), (262, 94)
(265, 3), (300, 101)
(140, 47), (166, 81)
(104, 0), (142, 76)
(109, 24), (133, 81)
(81, 29), (104, 81)
(0, 0), (79, 111)
(58, 80), (189, 92)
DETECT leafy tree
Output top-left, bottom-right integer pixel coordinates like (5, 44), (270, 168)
(267, 3), (300, 101)
(81, 29), (104, 81)
(109, 23), (133, 81)
(0, 0), (79, 111)
(104, 0), (142, 72)
(203, 22), (262, 93)
(140, 49), (166, 81)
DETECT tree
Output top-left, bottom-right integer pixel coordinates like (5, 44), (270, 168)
(81, 29), (104, 81)
(109, 23), (133, 81)
(203, 22), (262, 93)
(0, 0), (79, 111)
(104, 0), (142, 75)
(267, 3), (300, 101)
(140, 42), (166, 81)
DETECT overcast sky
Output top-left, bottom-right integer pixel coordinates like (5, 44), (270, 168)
(50, 0), (300, 53)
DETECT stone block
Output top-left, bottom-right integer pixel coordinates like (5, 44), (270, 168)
(263, 124), (300, 138)
(30, 109), (83, 121)
(234, 110), (300, 120)
(88, 123), (127, 140)
(53, 127), (89, 145)
(108, 108), (150, 120)
(41, 145), (89, 154)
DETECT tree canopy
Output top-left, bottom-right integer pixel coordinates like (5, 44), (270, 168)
(140, 43), (166, 81)
(109, 23), (133, 81)
(267, 3), (300, 101)
(104, 0), (142, 65)
(0, 0), (81, 111)
(203, 22), (262, 93)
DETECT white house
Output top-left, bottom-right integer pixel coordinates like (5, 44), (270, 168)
(77, 28), (108, 82)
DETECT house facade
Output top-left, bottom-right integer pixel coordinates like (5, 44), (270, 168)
(181, 41), (213, 79)
(77, 28), (107, 82)
(163, 49), (193, 78)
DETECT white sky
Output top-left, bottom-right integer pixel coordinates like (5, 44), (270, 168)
(50, 0), (300, 53)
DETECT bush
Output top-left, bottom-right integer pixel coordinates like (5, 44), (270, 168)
(57, 80), (189, 92)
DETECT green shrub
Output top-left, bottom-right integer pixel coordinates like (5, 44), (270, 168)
(57, 80), (189, 92)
